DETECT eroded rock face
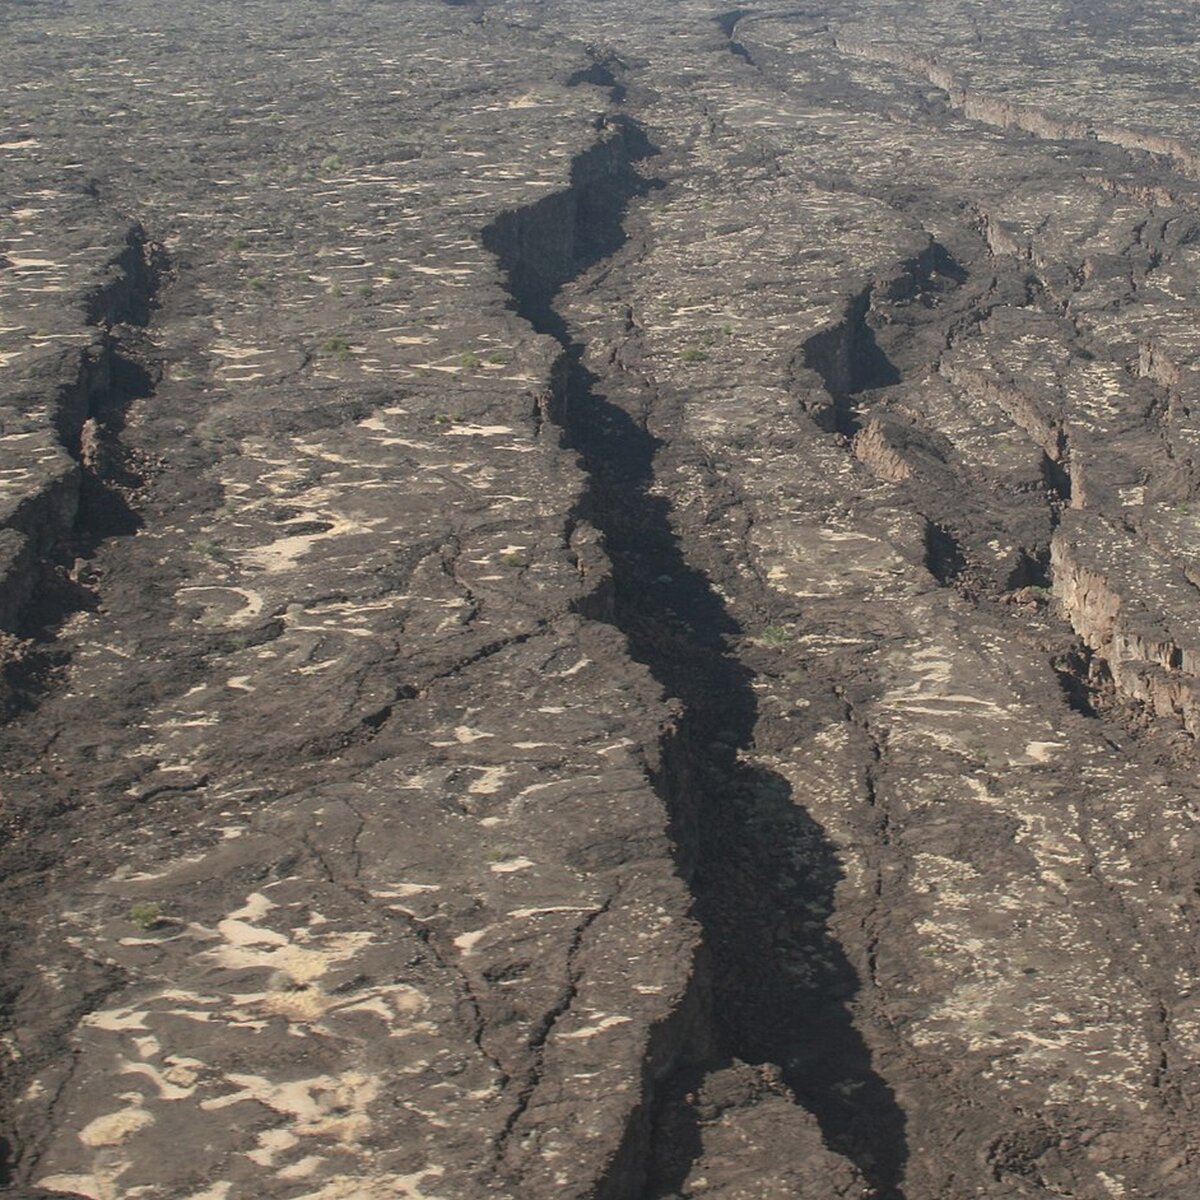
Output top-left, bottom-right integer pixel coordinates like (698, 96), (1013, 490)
(4, 1), (1200, 1198)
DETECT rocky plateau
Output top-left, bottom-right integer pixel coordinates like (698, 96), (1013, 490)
(4, 1), (1200, 1197)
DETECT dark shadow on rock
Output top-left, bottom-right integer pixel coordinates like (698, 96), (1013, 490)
(794, 286), (900, 436)
(714, 9), (751, 38)
(923, 519), (967, 587)
(568, 347), (908, 1199)
(72, 350), (152, 552)
(713, 11), (758, 66)
(482, 115), (908, 1199)
(566, 52), (628, 105)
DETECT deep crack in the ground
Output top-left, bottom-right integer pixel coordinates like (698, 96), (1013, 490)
(484, 109), (908, 1198)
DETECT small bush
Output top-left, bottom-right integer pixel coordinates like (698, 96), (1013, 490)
(680, 348), (708, 363)
(760, 625), (790, 647)
(129, 902), (161, 930)
(191, 538), (224, 559)
(499, 552), (525, 567)
(460, 351), (482, 369)
(322, 337), (352, 362)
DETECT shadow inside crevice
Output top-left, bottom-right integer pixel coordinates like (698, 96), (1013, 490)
(568, 344), (908, 1199)
(482, 117), (908, 1199)
(566, 54), (628, 105)
(72, 350), (151, 551)
(794, 286), (900, 437)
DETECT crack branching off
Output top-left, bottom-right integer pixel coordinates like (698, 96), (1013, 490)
(495, 897), (613, 1166)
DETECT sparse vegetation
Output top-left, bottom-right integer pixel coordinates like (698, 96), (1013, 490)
(322, 336), (352, 362)
(499, 552), (525, 567)
(681, 347), (708, 363)
(760, 624), (791, 647)
(128, 902), (161, 930)
(459, 351), (482, 369)
(191, 538), (224, 559)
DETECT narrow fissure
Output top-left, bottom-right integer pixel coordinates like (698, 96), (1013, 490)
(923, 519), (967, 586)
(565, 50), (628, 105)
(1052, 642), (1121, 725)
(484, 112), (908, 1199)
(786, 229), (1167, 763)
(796, 285), (901, 436)
(1, 226), (165, 718)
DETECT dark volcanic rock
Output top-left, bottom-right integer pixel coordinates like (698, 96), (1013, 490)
(4, 1), (1200, 1198)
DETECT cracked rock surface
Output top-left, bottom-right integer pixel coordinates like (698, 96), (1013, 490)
(4, 1), (1200, 1197)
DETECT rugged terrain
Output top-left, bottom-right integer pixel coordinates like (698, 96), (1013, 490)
(3, 0), (1200, 1196)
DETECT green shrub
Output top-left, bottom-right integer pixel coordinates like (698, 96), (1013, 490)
(191, 538), (224, 559)
(129, 902), (161, 930)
